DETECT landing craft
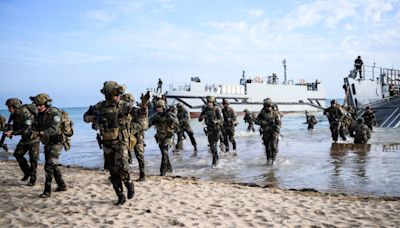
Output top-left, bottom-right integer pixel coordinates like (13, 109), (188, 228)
(343, 64), (400, 128)
(150, 59), (326, 118)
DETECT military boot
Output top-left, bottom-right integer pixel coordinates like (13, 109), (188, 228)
(232, 141), (237, 150)
(27, 176), (36, 186)
(21, 171), (30, 181)
(124, 181), (135, 199)
(190, 146), (198, 157)
(137, 171), (145, 182)
(39, 184), (52, 198)
(116, 193), (126, 205)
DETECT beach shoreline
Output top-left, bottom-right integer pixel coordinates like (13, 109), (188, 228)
(1, 160), (399, 227)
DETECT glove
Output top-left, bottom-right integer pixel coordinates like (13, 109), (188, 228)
(140, 91), (151, 107)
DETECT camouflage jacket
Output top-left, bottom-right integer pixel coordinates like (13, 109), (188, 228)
(244, 112), (255, 123)
(306, 115), (317, 125)
(84, 100), (147, 144)
(149, 110), (179, 140)
(255, 108), (281, 133)
(362, 111), (376, 126)
(199, 106), (222, 130)
(33, 107), (62, 145)
(177, 107), (190, 128)
(323, 105), (343, 124)
(222, 106), (237, 127)
(0, 114), (5, 131)
(10, 106), (39, 142)
(353, 123), (371, 143)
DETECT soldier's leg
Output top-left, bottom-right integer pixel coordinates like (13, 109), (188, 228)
(159, 143), (167, 176)
(40, 145), (54, 198)
(118, 144), (134, 200)
(50, 143), (67, 191)
(185, 127), (197, 149)
(271, 133), (279, 164)
(208, 132), (219, 166)
(134, 135), (145, 181)
(263, 133), (272, 164)
(330, 124), (338, 141)
(27, 141), (40, 186)
(110, 171), (125, 205)
(222, 129), (229, 152)
(175, 130), (184, 151)
(229, 128), (236, 150)
(164, 137), (173, 172)
(14, 142), (30, 181)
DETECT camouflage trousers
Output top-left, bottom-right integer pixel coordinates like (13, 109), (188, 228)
(207, 129), (220, 166)
(247, 121), (255, 132)
(103, 141), (131, 198)
(329, 122), (340, 141)
(222, 126), (236, 152)
(262, 131), (279, 163)
(14, 140), (40, 183)
(176, 125), (197, 150)
(134, 133), (145, 178)
(43, 143), (66, 193)
(157, 137), (173, 176)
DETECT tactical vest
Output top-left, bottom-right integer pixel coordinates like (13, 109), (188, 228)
(222, 107), (236, 126)
(203, 107), (221, 130)
(154, 111), (178, 140)
(258, 109), (280, 131)
(97, 101), (130, 143)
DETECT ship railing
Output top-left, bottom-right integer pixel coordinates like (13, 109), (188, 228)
(167, 83), (191, 92)
(349, 64), (400, 86)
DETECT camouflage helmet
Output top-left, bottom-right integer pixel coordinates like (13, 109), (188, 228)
(357, 117), (364, 124)
(31, 93), (52, 106)
(100, 81), (126, 97)
(263, 100), (273, 108)
(5, 98), (22, 109)
(206, 96), (216, 103)
(330, 99), (336, 105)
(154, 99), (166, 109)
(176, 102), (183, 109)
(120, 93), (135, 103)
(222, 98), (229, 105)
(243, 109), (249, 113)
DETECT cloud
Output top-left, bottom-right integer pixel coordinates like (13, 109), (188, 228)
(363, 0), (393, 24)
(245, 9), (264, 17)
(84, 10), (116, 22)
(203, 21), (247, 31)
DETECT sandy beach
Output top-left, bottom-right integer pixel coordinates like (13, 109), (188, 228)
(0, 160), (399, 227)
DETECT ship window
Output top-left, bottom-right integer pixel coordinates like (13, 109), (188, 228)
(351, 83), (356, 95)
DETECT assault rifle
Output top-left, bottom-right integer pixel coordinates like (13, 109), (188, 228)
(0, 114), (13, 152)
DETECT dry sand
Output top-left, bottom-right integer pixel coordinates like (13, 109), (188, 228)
(0, 160), (399, 227)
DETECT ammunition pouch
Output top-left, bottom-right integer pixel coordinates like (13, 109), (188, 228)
(101, 128), (119, 141)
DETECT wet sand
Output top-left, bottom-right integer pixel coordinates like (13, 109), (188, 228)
(0, 160), (399, 227)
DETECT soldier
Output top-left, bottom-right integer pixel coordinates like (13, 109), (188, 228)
(120, 93), (148, 182)
(255, 100), (281, 165)
(0, 114), (5, 131)
(84, 81), (148, 205)
(175, 102), (198, 156)
(4, 98), (40, 186)
(199, 96), (223, 167)
(31, 93), (67, 198)
(221, 99), (238, 152)
(354, 56), (363, 79)
(243, 109), (256, 132)
(351, 118), (371, 144)
(323, 100), (344, 142)
(149, 99), (179, 176)
(362, 106), (377, 130)
(156, 78), (163, 93)
(304, 110), (317, 130)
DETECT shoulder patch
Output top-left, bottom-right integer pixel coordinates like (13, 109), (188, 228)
(53, 115), (61, 123)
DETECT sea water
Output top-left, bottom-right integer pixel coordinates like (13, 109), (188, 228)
(1, 107), (399, 197)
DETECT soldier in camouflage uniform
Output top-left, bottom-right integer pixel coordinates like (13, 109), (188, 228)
(304, 110), (317, 130)
(84, 82), (148, 205)
(0, 114), (5, 131)
(351, 118), (371, 144)
(323, 100), (344, 142)
(243, 109), (255, 132)
(31, 93), (67, 198)
(120, 93), (148, 182)
(362, 106), (377, 130)
(221, 99), (238, 152)
(255, 100), (281, 165)
(149, 99), (179, 176)
(199, 96), (223, 167)
(4, 98), (40, 186)
(175, 102), (198, 156)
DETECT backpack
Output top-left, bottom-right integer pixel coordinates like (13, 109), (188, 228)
(58, 109), (74, 151)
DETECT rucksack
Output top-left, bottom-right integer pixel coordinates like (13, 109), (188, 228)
(58, 109), (74, 151)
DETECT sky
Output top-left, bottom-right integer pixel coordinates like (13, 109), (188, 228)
(0, 0), (399, 107)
